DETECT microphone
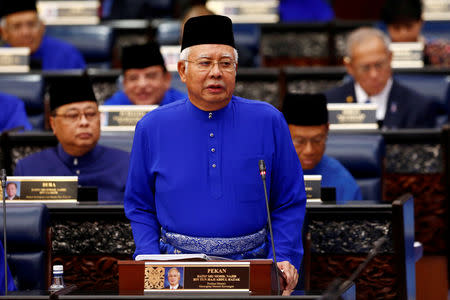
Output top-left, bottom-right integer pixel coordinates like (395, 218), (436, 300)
(320, 236), (388, 300)
(258, 160), (282, 294)
(1, 169), (7, 295)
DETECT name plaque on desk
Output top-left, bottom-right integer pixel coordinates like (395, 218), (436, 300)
(1, 176), (78, 202)
(0, 48), (30, 73)
(304, 175), (321, 203)
(37, 1), (100, 25)
(206, 0), (279, 23)
(328, 103), (378, 130)
(144, 261), (250, 292)
(100, 105), (158, 131)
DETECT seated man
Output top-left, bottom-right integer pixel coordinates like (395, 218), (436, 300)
(103, 43), (186, 106)
(283, 93), (362, 203)
(325, 27), (439, 129)
(0, 0), (86, 70)
(0, 92), (32, 132)
(14, 75), (129, 203)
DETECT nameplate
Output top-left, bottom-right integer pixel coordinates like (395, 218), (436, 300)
(0, 48), (30, 73)
(143, 261), (250, 292)
(423, 2), (450, 20)
(304, 175), (321, 203)
(160, 45), (182, 72)
(328, 103), (378, 130)
(390, 42), (424, 69)
(100, 105), (158, 131)
(206, 0), (279, 23)
(37, 1), (100, 25)
(1, 176), (78, 202)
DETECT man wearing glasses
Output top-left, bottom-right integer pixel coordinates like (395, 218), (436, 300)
(0, 0), (85, 70)
(325, 27), (439, 129)
(14, 75), (129, 203)
(125, 15), (306, 294)
(103, 43), (186, 106)
(283, 93), (362, 203)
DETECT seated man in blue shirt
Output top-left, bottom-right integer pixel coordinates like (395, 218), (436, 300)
(124, 15), (306, 294)
(0, 0), (86, 70)
(283, 93), (362, 203)
(103, 43), (186, 106)
(0, 92), (32, 132)
(14, 75), (129, 203)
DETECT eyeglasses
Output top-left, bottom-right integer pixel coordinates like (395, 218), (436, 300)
(53, 110), (99, 122)
(292, 135), (327, 148)
(184, 58), (236, 72)
(6, 20), (41, 33)
(355, 58), (390, 74)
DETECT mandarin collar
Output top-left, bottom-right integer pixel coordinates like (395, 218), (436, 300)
(56, 143), (102, 168)
(186, 96), (234, 120)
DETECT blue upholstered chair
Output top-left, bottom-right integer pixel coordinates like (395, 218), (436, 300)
(0, 203), (51, 290)
(45, 25), (115, 68)
(0, 74), (44, 129)
(325, 134), (385, 201)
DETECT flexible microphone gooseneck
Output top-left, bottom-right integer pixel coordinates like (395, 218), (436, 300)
(1, 169), (7, 295)
(320, 236), (388, 300)
(258, 160), (281, 294)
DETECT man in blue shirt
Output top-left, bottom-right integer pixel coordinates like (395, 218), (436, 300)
(14, 75), (129, 203)
(0, 0), (86, 70)
(282, 93), (362, 203)
(103, 43), (185, 106)
(124, 15), (306, 293)
(0, 92), (32, 132)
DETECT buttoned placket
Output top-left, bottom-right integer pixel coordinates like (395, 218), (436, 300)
(208, 112), (221, 199)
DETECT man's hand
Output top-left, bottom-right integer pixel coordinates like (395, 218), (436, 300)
(277, 260), (298, 295)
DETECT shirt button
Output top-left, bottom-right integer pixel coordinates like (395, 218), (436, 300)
(73, 158), (78, 166)
(211, 148), (215, 153)
(76, 170), (80, 175)
(210, 133), (214, 138)
(208, 112), (213, 119)
(212, 164), (216, 168)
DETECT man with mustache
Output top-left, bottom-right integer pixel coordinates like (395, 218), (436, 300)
(103, 43), (186, 106)
(14, 75), (129, 203)
(325, 27), (439, 129)
(0, 0), (85, 70)
(124, 15), (306, 294)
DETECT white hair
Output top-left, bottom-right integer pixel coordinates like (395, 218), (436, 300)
(179, 46), (239, 72)
(345, 27), (391, 59)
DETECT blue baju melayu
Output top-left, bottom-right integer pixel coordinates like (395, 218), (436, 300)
(30, 35), (86, 70)
(0, 92), (32, 132)
(303, 155), (362, 203)
(14, 144), (130, 203)
(124, 96), (306, 270)
(103, 89), (186, 106)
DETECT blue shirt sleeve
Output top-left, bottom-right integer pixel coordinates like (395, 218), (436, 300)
(124, 120), (161, 257)
(267, 112), (307, 270)
(0, 94), (32, 132)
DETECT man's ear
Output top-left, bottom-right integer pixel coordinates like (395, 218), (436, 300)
(49, 116), (56, 133)
(177, 61), (187, 83)
(343, 56), (354, 78)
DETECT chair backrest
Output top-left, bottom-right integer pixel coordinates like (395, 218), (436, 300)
(0, 203), (51, 290)
(0, 74), (44, 129)
(326, 134), (385, 201)
(45, 25), (115, 68)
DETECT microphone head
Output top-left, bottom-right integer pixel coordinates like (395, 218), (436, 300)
(258, 160), (266, 172)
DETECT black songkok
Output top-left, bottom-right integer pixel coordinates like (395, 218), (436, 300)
(282, 93), (328, 126)
(49, 74), (97, 111)
(122, 43), (165, 71)
(181, 15), (235, 51)
(0, 0), (37, 18)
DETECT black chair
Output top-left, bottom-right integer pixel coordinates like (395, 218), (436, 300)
(326, 133), (385, 201)
(0, 203), (51, 290)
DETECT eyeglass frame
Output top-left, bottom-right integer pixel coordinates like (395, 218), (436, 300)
(292, 134), (327, 149)
(183, 58), (237, 72)
(52, 109), (100, 122)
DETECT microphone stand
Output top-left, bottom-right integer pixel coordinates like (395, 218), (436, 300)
(258, 160), (281, 295)
(1, 169), (7, 295)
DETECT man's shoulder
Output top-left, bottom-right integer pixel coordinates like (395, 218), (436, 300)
(42, 35), (79, 52)
(232, 96), (282, 116)
(103, 91), (130, 105)
(17, 147), (57, 167)
(98, 144), (130, 159)
(324, 81), (354, 102)
(391, 80), (432, 104)
(0, 92), (23, 106)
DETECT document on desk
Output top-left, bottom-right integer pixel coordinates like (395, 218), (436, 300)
(135, 254), (231, 261)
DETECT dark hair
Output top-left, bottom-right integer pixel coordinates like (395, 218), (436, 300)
(6, 182), (17, 188)
(381, 0), (422, 24)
